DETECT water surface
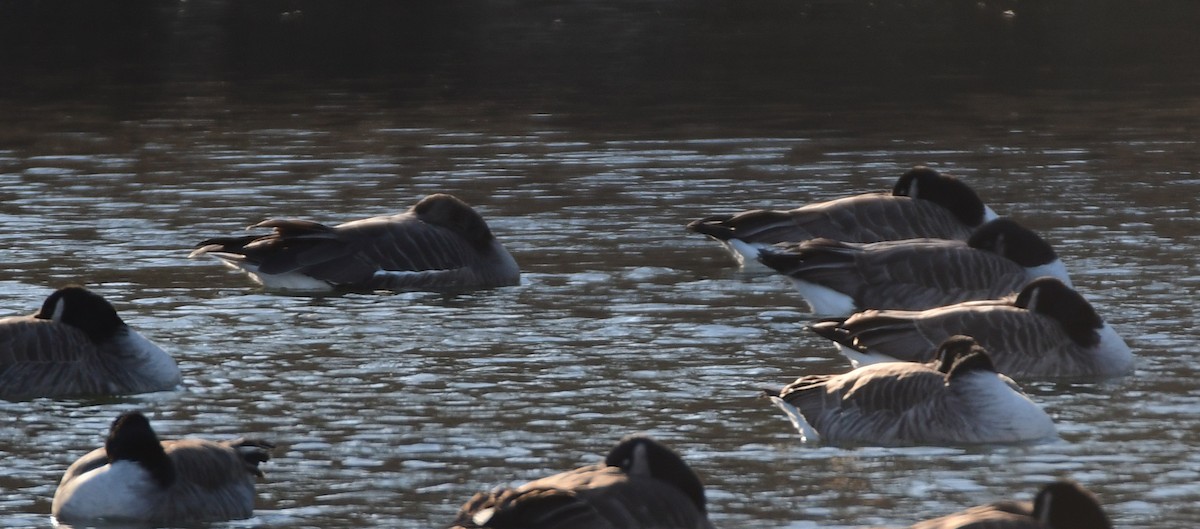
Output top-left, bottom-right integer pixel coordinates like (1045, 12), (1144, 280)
(2, 1), (1199, 528)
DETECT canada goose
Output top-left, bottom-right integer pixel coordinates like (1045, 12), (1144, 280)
(757, 217), (1071, 316)
(909, 480), (1111, 529)
(809, 277), (1134, 378)
(764, 336), (1056, 446)
(450, 435), (714, 529)
(190, 193), (520, 292)
(52, 411), (274, 524)
(687, 167), (998, 266)
(0, 286), (180, 400)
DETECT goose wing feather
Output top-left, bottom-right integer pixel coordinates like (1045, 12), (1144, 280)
(0, 318), (134, 398)
(778, 364), (950, 443)
(691, 194), (975, 245)
(205, 214), (485, 285)
(762, 238), (1029, 310)
(453, 463), (712, 529)
(836, 304), (1084, 376)
(910, 501), (1038, 529)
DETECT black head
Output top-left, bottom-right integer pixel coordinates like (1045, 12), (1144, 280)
(1032, 480), (1112, 529)
(1014, 278), (1103, 347)
(891, 166), (989, 227)
(604, 435), (707, 513)
(932, 335), (983, 373)
(105, 411), (174, 488)
(411, 194), (494, 248)
(33, 285), (126, 343)
(968, 218), (1059, 267)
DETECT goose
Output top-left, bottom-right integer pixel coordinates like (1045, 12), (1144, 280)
(687, 166), (998, 266)
(450, 435), (714, 529)
(908, 480), (1111, 529)
(808, 277), (1134, 378)
(0, 286), (180, 400)
(756, 217), (1071, 316)
(190, 193), (520, 292)
(52, 411), (274, 524)
(764, 336), (1056, 446)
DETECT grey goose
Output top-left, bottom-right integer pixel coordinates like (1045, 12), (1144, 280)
(0, 286), (180, 400)
(764, 336), (1056, 446)
(687, 167), (998, 266)
(190, 193), (520, 292)
(907, 480), (1111, 529)
(450, 435), (714, 529)
(810, 277), (1133, 378)
(52, 411), (274, 524)
(757, 217), (1071, 316)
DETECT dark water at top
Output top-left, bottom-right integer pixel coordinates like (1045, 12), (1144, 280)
(1, 1), (1199, 528)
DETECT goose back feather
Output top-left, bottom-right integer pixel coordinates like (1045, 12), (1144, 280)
(910, 480), (1111, 529)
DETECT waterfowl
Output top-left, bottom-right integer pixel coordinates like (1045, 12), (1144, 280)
(909, 480), (1111, 529)
(52, 411), (274, 524)
(450, 435), (715, 529)
(0, 286), (180, 400)
(757, 217), (1071, 316)
(687, 166), (998, 266)
(190, 193), (520, 292)
(764, 336), (1056, 446)
(809, 277), (1134, 378)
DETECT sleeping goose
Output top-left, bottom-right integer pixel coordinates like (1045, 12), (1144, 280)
(687, 166), (998, 266)
(52, 411), (274, 524)
(0, 286), (180, 400)
(757, 217), (1071, 316)
(764, 336), (1056, 446)
(908, 480), (1111, 529)
(809, 277), (1133, 378)
(190, 193), (520, 292)
(450, 435), (714, 529)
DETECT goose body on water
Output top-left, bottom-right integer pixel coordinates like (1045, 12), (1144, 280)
(687, 167), (998, 266)
(757, 217), (1071, 316)
(907, 480), (1111, 529)
(450, 435), (714, 529)
(809, 277), (1133, 378)
(190, 193), (520, 292)
(0, 286), (180, 400)
(765, 336), (1055, 446)
(52, 411), (274, 524)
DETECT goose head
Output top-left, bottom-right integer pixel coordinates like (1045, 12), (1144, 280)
(1014, 278), (1104, 347)
(604, 435), (708, 515)
(412, 194), (496, 249)
(1033, 480), (1112, 529)
(893, 166), (996, 228)
(34, 285), (126, 343)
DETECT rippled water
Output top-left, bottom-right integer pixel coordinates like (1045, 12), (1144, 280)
(3, 2), (1200, 528)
